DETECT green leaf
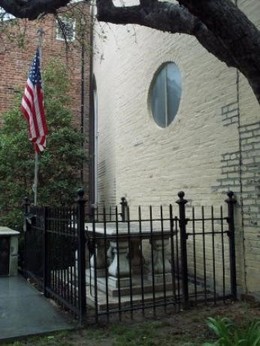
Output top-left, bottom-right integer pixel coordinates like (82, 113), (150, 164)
(205, 318), (260, 346)
(0, 59), (87, 228)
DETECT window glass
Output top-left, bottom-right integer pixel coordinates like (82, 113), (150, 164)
(151, 63), (182, 128)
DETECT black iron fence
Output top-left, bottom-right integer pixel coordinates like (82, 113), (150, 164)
(22, 191), (237, 324)
(23, 192), (86, 323)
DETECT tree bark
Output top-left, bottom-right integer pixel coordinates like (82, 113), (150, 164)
(96, 0), (260, 104)
(1, 0), (260, 103)
(0, 0), (70, 19)
(177, 0), (260, 104)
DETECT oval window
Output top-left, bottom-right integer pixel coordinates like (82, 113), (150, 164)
(150, 62), (182, 128)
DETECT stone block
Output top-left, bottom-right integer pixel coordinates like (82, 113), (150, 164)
(0, 227), (19, 276)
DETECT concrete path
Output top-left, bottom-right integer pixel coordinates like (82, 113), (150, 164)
(0, 276), (75, 341)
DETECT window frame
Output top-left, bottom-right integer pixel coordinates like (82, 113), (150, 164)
(149, 62), (182, 128)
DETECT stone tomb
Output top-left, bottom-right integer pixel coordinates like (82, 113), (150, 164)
(0, 227), (19, 276)
(85, 222), (177, 310)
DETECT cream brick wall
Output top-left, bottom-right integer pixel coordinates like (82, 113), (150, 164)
(93, 1), (260, 298)
(236, 0), (260, 299)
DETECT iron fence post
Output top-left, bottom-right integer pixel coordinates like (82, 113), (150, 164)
(176, 191), (189, 309)
(23, 197), (31, 276)
(225, 191), (237, 300)
(120, 197), (128, 222)
(77, 188), (86, 324)
(24, 197), (31, 224)
(43, 207), (50, 298)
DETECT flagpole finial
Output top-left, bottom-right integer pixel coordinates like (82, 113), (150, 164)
(37, 28), (45, 47)
(37, 28), (45, 36)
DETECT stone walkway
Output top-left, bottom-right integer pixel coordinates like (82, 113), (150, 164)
(0, 276), (75, 341)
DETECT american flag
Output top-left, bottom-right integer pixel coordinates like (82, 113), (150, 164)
(21, 48), (48, 153)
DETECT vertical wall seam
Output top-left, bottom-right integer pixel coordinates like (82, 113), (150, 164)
(236, 67), (247, 294)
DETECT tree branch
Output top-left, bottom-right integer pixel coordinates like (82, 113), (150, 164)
(96, 0), (260, 103)
(0, 0), (259, 102)
(0, 0), (71, 19)
(96, 0), (237, 68)
(177, 0), (260, 104)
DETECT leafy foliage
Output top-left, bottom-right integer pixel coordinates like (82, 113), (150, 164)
(0, 59), (86, 228)
(204, 317), (260, 346)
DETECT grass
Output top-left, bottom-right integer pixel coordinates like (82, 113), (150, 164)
(1, 302), (259, 346)
(1, 322), (202, 346)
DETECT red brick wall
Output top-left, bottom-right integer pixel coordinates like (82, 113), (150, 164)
(0, 4), (91, 131)
(0, 3), (91, 194)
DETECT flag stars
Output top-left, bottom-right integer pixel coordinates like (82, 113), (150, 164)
(28, 49), (42, 86)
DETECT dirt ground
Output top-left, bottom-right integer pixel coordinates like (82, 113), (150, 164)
(3, 300), (260, 346)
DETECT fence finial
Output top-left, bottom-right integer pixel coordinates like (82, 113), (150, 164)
(77, 188), (85, 200)
(178, 191), (185, 198)
(120, 197), (128, 222)
(176, 191), (187, 205)
(226, 190), (236, 204)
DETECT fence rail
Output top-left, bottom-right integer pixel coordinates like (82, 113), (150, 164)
(22, 191), (237, 324)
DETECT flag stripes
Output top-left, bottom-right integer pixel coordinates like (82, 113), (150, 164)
(21, 48), (48, 153)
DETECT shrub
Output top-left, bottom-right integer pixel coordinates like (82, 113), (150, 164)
(203, 316), (260, 346)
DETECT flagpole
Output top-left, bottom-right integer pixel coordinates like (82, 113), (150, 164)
(33, 28), (44, 206)
(33, 152), (38, 205)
